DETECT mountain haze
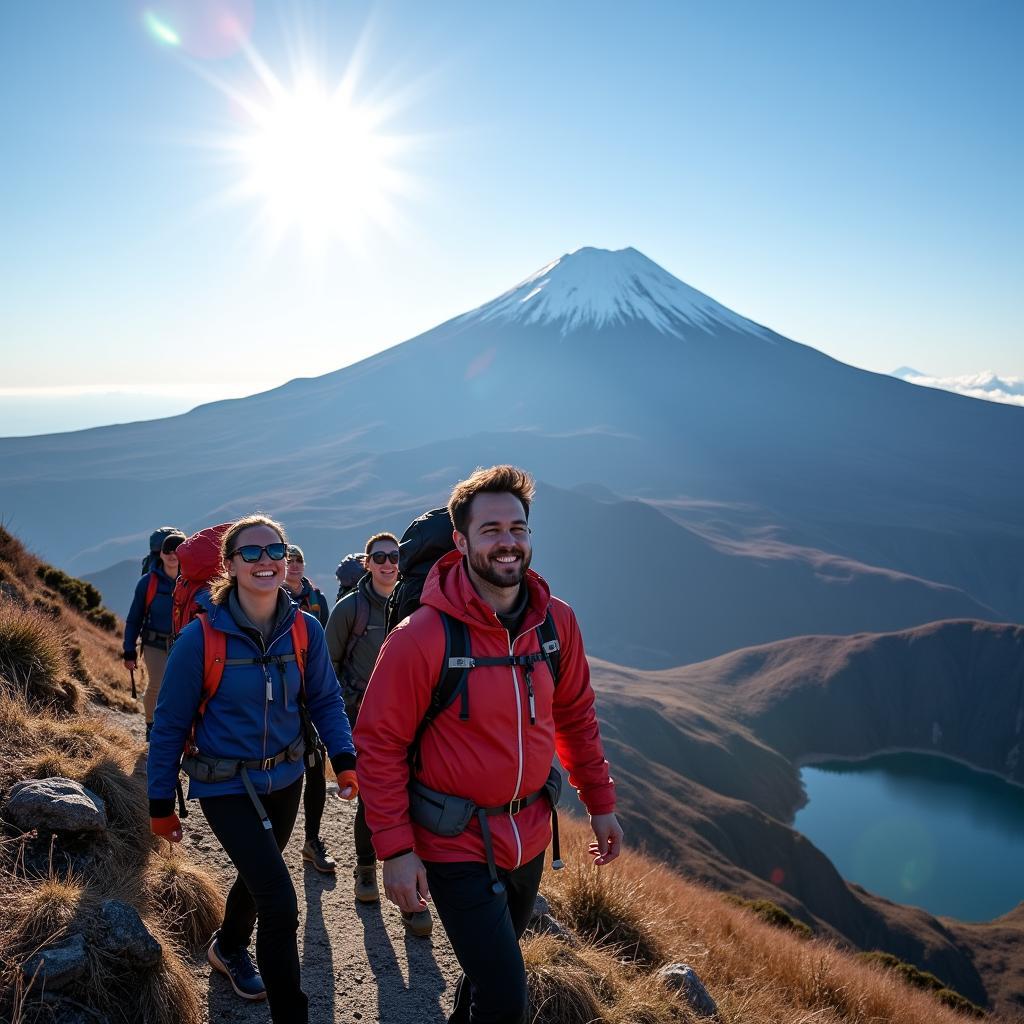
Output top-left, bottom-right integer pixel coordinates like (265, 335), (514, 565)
(3, 246), (1023, 666)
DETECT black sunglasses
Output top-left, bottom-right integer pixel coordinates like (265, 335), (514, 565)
(369, 550), (400, 565)
(229, 543), (288, 563)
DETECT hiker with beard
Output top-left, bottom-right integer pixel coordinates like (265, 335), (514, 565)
(355, 465), (623, 1024)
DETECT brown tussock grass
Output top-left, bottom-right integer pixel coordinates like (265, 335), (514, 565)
(535, 818), (1000, 1024)
(146, 853), (226, 955)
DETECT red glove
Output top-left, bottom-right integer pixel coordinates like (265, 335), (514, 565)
(336, 770), (359, 801)
(151, 813), (182, 843)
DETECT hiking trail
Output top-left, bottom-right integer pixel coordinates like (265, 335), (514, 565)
(110, 707), (462, 1024)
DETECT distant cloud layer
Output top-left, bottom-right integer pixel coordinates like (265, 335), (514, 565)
(892, 369), (1024, 408)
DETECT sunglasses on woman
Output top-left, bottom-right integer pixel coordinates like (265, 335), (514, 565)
(369, 550), (400, 565)
(229, 543), (289, 563)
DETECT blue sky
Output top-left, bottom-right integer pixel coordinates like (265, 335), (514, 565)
(2, 0), (1021, 434)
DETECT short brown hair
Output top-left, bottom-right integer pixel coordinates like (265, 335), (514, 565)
(209, 514), (289, 606)
(286, 544), (304, 563)
(365, 531), (399, 556)
(448, 465), (535, 535)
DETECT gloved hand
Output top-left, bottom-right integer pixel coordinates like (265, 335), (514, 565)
(336, 770), (358, 801)
(151, 813), (182, 843)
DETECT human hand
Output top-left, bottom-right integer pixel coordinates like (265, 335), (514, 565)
(151, 813), (182, 844)
(382, 851), (430, 913)
(336, 770), (358, 801)
(124, 657), (137, 672)
(589, 813), (623, 866)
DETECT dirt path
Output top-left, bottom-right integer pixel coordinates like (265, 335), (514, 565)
(113, 709), (462, 1023)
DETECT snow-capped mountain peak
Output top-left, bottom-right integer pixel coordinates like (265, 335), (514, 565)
(460, 246), (762, 338)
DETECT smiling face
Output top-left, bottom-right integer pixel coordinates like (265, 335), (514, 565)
(454, 491), (532, 591)
(284, 553), (304, 591)
(366, 538), (399, 594)
(227, 523), (287, 600)
(159, 549), (180, 577)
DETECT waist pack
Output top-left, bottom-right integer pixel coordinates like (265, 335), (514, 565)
(409, 766), (564, 893)
(181, 732), (306, 830)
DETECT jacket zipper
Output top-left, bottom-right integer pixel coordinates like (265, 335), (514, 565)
(507, 629), (525, 869)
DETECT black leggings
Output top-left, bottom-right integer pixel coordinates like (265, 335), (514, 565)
(303, 743), (326, 842)
(425, 852), (545, 1024)
(200, 776), (308, 1024)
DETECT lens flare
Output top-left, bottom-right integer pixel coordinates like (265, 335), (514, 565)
(143, 11), (181, 47)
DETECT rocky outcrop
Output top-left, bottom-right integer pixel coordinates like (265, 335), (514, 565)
(4, 777), (107, 835)
(659, 963), (718, 1017)
(92, 900), (162, 968)
(23, 933), (88, 991)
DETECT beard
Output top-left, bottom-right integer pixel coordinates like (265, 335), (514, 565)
(466, 542), (532, 589)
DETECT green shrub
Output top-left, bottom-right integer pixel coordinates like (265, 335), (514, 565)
(725, 894), (813, 938)
(87, 608), (119, 633)
(857, 951), (985, 1017)
(36, 564), (103, 613)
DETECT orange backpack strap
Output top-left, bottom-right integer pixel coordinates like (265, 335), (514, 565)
(198, 615), (227, 718)
(144, 572), (159, 615)
(290, 612), (309, 697)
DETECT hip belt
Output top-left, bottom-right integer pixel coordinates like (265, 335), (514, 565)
(409, 766), (564, 893)
(142, 629), (172, 651)
(181, 732), (306, 831)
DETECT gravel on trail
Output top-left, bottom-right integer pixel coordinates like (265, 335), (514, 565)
(115, 709), (463, 1024)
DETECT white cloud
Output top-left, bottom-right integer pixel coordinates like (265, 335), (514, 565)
(891, 369), (1024, 408)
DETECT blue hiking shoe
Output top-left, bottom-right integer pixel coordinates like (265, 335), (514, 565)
(207, 931), (266, 1001)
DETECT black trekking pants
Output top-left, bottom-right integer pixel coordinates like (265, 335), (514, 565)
(303, 742), (326, 842)
(425, 851), (545, 1024)
(345, 703), (375, 865)
(200, 776), (308, 1024)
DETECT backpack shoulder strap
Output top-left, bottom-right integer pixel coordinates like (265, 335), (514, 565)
(291, 612), (309, 698)
(342, 591), (371, 666)
(536, 608), (561, 686)
(144, 572), (159, 615)
(409, 610), (472, 763)
(197, 615), (226, 718)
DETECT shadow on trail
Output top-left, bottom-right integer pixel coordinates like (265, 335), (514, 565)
(356, 900), (448, 1023)
(302, 865), (338, 1023)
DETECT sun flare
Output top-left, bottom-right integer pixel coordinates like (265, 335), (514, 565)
(231, 76), (408, 246)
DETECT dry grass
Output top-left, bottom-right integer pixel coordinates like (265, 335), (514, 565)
(533, 818), (998, 1024)
(146, 853), (226, 954)
(0, 541), (219, 1023)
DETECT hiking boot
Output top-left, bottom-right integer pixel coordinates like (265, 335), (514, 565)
(302, 836), (336, 874)
(353, 863), (379, 903)
(207, 931), (266, 1001)
(402, 908), (434, 938)
(145, 721), (153, 742)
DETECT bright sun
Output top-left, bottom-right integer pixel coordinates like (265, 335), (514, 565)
(233, 78), (406, 246)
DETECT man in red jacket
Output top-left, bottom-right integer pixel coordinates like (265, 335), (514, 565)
(355, 465), (622, 1024)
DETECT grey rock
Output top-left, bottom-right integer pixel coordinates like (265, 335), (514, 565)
(528, 893), (575, 943)
(92, 899), (161, 967)
(4, 777), (107, 834)
(22, 932), (88, 991)
(660, 963), (718, 1017)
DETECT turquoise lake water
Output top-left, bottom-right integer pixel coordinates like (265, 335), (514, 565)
(794, 752), (1024, 921)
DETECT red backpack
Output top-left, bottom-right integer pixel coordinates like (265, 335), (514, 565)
(171, 523), (231, 637)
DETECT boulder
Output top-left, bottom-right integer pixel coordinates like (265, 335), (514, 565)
(529, 893), (575, 944)
(22, 932), (88, 991)
(92, 899), (162, 967)
(4, 777), (107, 834)
(659, 963), (718, 1017)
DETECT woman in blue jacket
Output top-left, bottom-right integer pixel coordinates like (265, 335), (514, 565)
(147, 514), (356, 1023)
(124, 530), (185, 740)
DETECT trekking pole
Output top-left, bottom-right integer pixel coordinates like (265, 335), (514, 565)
(129, 668), (137, 700)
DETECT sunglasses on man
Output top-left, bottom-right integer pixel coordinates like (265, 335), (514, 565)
(368, 550), (400, 565)
(229, 543), (289, 563)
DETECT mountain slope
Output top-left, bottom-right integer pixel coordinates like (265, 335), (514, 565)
(2, 246), (1022, 665)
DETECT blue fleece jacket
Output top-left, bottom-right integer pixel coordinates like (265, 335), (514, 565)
(147, 592), (354, 808)
(123, 567), (176, 655)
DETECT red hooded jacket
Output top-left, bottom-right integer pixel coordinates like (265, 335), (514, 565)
(355, 551), (615, 870)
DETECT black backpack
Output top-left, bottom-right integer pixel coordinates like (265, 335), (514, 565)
(142, 526), (181, 574)
(335, 553), (367, 603)
(386, 507), (562, 761)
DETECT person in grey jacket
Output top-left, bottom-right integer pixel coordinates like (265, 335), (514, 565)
(323, 531), (429, 929)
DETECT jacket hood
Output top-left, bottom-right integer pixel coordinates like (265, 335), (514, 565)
(358, 572), (388, 609)
(420, 550), (551, 633)
(207, 587), (298, 640)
